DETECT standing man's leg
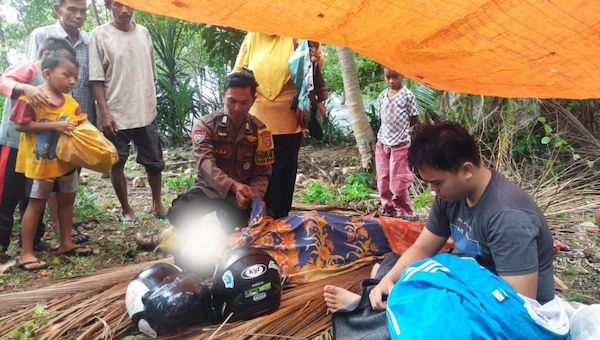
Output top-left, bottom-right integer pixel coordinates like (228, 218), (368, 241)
(106, 131), (136, 220)
(390, 144), (414, 218)
(111, 160), (135, 220)
(265, 132), (302, 219)
(131, 123), (166, 217)
(375, 141), (394, 216)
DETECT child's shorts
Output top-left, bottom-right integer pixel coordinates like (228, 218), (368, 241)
(29, 170), (79, 199)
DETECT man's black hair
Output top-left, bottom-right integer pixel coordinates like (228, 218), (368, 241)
(37, 37), (76, 60)
(42, 51), (79, 71)
(224, 70), (259, 97)
(408, 122), (481, 176)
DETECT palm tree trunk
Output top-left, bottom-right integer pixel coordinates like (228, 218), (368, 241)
(335, 46), (375, 169)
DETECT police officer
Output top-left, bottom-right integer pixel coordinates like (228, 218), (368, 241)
(168, 71), (274, 232)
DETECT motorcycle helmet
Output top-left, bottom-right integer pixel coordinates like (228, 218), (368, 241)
(141, 272), (214, 336)
(212, 247), (282, 322)
(125, 263), (182, 337)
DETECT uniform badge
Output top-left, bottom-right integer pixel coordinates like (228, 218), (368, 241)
(217, 127), (228, 138)
(242, 162), (251, 170)
(192, 128), (207, 144)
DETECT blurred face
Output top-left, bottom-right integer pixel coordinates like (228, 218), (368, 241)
(417, 165), (471, 203)
(44, 60), (79, 94)
(223, 87), (255, 122)
(383, 68), (404, 91)
(54, 0), (87, 31)
(108, 1), (134, 24)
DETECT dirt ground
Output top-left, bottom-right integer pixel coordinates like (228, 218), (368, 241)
(1, 143), (599, 305)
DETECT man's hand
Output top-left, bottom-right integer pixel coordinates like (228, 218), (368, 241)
(369, 276), (395, 310)
(53, 121), (74, 134)
(231, 182), (253, 209)
(102, 113), (118, 135)
(23, 85), (50, 108)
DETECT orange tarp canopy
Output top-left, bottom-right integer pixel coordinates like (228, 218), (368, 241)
(120, 0), (600, 99)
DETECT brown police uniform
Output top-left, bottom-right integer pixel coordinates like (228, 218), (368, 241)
(191, 110), (274, 201)
(167, 110), (274, 232)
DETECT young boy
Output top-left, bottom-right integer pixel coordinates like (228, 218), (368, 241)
(11, 51), (91, 270)
(0, 37), (77, 263)
(375, 66), (419, 219)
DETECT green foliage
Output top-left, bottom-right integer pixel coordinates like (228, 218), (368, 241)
(0, 96), (4, 120)
(302, 171), (374, 204)
(513, 115), (582, 166)
(138, 14), (202, 145)
(412, 187), (435, 210)
(164, 173), (194, 192)
(9, 304), (54, 339)
(340, 171), (373, 201)
(405, 78), (438, 114)
(305, 116), (353, 146)
(74, 186), (103, 221)
(301, 181), (336, 204)
(2, 0), (55, 57)
(136, 14), (245, 145)
(366, 103), (381, 135)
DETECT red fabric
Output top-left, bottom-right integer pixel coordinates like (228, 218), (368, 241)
(376, 216), (454, 255)
(9, 98), (36, 124)
(0, 145), (10, 206)
(0, 63), (37, 98)
(375, 142), (414, 217)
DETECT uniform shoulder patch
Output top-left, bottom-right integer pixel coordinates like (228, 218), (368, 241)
(192, 128), (208, 144)
(255, 128), (274, 166)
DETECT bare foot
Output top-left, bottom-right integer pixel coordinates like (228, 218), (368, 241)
(323, 285), (360, 313)
(153, 205), (168, 219)
(370, 263), (380, 279)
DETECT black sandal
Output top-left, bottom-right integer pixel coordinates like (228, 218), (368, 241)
(71, 228), (90, 244)
(18, 259), (48, 271)
(59, 246), (92, 257)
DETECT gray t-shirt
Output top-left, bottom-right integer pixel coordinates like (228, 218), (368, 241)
(426, 170), (554, 303)
(89, 22), (157, 130)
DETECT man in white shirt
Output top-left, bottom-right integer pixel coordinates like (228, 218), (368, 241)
(89, 1), (166, 222)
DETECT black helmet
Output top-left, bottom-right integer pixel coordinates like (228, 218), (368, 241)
(141, 272), (214, 336)
(126, 263), (182, 335)
(212, 247), (282, 322)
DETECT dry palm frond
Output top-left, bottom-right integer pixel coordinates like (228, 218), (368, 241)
(1, 259), (373, 339)
(0, 258), (169, 314)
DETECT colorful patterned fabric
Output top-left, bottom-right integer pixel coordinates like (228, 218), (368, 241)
(237, 206), (437, 284)
(160, 198), (452, 284)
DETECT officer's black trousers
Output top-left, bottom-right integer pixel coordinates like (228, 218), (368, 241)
(0, 145), (45, 251)
(265, 132), (302, 219)
(168, 188), (250, 234)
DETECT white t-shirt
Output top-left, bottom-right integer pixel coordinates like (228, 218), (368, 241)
(89, 22), (157, 130)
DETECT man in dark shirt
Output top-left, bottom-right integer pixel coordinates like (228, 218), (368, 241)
(325, 122), (554, 316)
